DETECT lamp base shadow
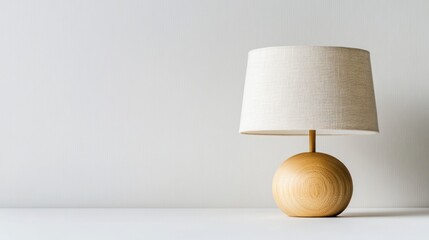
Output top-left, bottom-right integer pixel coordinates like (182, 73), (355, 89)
(340, 209), (429, 218)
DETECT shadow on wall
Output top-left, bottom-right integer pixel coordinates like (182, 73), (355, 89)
(378, 100), (429, 207)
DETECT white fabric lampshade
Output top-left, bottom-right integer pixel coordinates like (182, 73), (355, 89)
(239, 46), (379, 135)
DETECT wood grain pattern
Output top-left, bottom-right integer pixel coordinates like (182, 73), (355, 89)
(272, 152), (353, 217)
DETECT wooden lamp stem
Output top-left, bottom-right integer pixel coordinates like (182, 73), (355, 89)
(309, 130), (316, 152)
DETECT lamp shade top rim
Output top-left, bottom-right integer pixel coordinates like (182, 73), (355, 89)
(248, 45), (370, 54)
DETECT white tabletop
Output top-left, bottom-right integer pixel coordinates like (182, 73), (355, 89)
(0, 208), (428, 240)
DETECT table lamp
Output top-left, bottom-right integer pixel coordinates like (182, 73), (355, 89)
(239, 46), (378, 217)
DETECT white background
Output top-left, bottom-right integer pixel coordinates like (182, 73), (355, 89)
(0, 0), (428, 208)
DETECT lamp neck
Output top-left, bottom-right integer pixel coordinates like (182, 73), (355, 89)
(309, 130), (316, 152)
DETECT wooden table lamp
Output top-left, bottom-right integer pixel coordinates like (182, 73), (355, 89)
(239, 46), (379, 217)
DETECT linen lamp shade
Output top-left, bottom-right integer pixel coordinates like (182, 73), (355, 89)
(239, 46), (378, 135)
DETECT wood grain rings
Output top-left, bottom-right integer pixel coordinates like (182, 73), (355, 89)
(272, 152), (353, 217)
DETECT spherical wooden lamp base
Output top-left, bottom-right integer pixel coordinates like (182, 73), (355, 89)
(272, 152), (353, 217)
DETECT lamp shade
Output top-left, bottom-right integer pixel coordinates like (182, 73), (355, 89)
(239, 46), (378, 135)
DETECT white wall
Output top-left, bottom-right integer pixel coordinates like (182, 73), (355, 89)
(0, 0), (428, 208)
